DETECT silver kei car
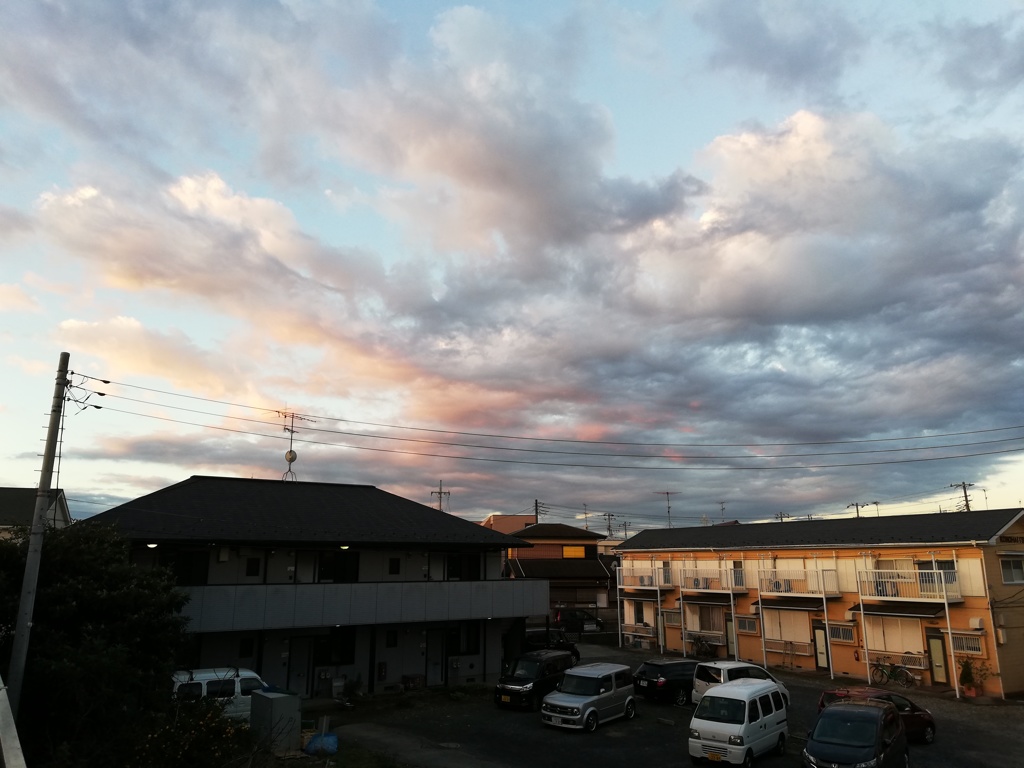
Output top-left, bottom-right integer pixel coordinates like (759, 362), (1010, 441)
(540, 662), (636, 732)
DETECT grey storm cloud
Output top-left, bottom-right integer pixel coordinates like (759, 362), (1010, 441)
(692, 0), (865, 97)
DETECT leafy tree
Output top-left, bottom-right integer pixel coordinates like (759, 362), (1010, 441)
(0, 522), (190, 767)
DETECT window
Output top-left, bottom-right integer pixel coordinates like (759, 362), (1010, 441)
(737, 616), (759, 634)
(762, 609), (810, 643)
(160, 549), (210, 586)
(949, 632), (983, 655)
(614, 669), (631, 688)
(239, 677), (263, 696)
(245, 557), (261, 578)
(747, 700), (760, 723)
(758, 693), (774, 716)
(562, 545), (585, 559)
(446, 553), (481, 581)
(176, 682), (202, 700)
(446, 622), (480, 655)
(1001, 557), (1024, 584)
(385, 629), (398, 648)
(664, 611), (681, 627)
(388, 557), (401, 575)
(633, 601), (645, 625)
(239, 637), (255, 658)
(828, 624), (856, 644)
(864, 616), (924, 654)
(771, 690), (784, 710)
(312, 627), (357, 666)
(206, 680), (235, 698)
(318, 550), (360, 583)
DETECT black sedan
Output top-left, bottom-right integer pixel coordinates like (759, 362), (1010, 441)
(632, 658), (698, 706)
(818, 686), (936, 743)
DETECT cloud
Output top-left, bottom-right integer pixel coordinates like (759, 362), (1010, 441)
(0, 284), (40, 312)
(931, 15), (1024, 99)
(692, 0), (865, 97)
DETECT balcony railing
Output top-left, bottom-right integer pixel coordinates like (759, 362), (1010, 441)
(680, 568), (746, 592)
(619, 569), (673, 588)
(866, 649), (929, 670)
(181, 579), (549, 633)
(758, 569), (840, 597)
(622, 622), (657, 637)
(764, 639), (813, 656)
(857, 569), (962, 601)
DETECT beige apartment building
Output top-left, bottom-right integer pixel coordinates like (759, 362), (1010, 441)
(616, 508), (1024, 698)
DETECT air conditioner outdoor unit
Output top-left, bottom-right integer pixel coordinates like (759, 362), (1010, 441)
(845, 610), (855, 621)
(969, 617), (984, 630)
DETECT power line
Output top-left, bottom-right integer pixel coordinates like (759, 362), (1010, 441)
(69, 385), (1024, 468)
(71, 373), (1024, 449)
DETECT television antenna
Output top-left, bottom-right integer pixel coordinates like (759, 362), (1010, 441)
(278, 410), (315, 480)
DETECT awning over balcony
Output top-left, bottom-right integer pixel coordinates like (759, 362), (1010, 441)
(677, 593), (732, 607)
(752, 597), (823, 612)
(850, 602), (946, 619)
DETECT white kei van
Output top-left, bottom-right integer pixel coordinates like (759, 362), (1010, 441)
(172, 667), (268, 720)
(688, 678), (788, 766)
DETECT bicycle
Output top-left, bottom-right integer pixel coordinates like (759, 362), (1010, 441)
(690, 635), (715, 658)
(869, 656), (914, 688)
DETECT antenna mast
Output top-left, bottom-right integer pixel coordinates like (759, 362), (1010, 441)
(654, 491), (678, 528)
(432, 481), (450, 511)
(278, 410), (315, 480)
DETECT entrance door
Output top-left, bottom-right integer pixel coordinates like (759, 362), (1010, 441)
(928, 634), (948, 685)
(726, 617), (735, 658)
(813, 627), (829, 671)
(287, 636), (312, 696)
(426, 629), (446, 687)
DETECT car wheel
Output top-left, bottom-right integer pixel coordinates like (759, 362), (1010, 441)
(571, 652), (580, 666)
(923, 725), (935, 744)
(675, 689), (688, 707)
(775, 733), (786, 756)
(584, 712), (598, 732)
(624, 699), (636, 720)
(740, 749), (754, 768)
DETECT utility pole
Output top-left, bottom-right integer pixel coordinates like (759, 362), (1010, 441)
(774, 512), (791, 522)
(604, 512), (615, 538)
(654, 491), (677, 528)
(717, 501), (727, 522)
(950, 482), (973, 512)
(622, 521), (631, 539)
(431, 480), (450, 512)
(847, 502), (870, 518)
(583, 503), (589, 530)
(9, 351), (70, 718)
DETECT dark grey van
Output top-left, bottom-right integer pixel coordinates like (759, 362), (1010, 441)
(494, 649), (575, 710)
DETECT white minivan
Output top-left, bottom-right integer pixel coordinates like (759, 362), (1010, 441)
(688, 678), (788, 766)
(172, 667), (268, 720)
(691, 660), (790, 706)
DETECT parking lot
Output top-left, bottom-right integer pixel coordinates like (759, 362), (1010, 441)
(328, 642), (1024, 767)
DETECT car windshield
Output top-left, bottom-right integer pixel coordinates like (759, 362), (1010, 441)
(510, 660), (541, 679)
(812, 714), (877, 747)
(559, 674), (602, 696)
(694, 695), (745, 724)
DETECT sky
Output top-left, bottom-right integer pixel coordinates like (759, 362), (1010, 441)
(3, 0), (1024, 534)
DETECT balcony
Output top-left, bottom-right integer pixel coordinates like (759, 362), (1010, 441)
(758, 569), (840, 597)
(680, 568), (746, 593)
(619, 569), (673, 588)
(181, 579), (550, 633)
(857, 569), (962, 602)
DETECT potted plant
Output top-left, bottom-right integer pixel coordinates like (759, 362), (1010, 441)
(958, 656), (976, 696)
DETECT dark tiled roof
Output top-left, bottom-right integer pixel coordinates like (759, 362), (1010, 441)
(619, 508), (1024, 552)
(85, 476), (527, 549)
(507, 558), (612, 580)
(508, 523), (606, 540)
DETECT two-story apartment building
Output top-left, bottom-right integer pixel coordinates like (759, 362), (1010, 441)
(87, 476), (548, 697)
(617, 508), (1024, 698)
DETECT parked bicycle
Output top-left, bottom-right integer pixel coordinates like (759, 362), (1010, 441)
(690, 635), (715, 658)
(869, 656), (914, 688)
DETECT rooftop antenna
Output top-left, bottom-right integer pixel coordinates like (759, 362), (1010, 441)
(278, 410), (315, 481)
(583, 503), (589, 530)
(432, 480), (450, 512)
(654, 491), (677, 528)
(717, 500), (727, 522)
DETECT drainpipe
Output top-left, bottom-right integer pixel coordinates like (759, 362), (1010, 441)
(858, 554), (871, 683)
(757, 559), (767, 667)
(941, 552), (959, 699)
(818, 556), (834, 680)
(727, 561), (738, 661)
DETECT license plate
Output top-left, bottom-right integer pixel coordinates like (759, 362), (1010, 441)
(708, 755), (722, 762)
(639, 680), (647, 687)
(501, 695), (510, 703)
